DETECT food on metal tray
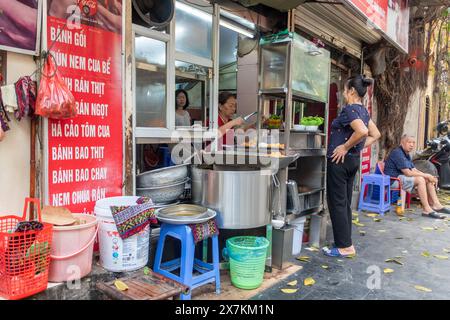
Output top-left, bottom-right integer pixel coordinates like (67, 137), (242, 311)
(260, 142), (285, 149)
(242, 140), (257, 148)
(269, 152), (284, 158)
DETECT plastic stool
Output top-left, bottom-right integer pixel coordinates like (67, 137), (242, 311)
(358, 174), (391, 215)
(153, 222), (220, 300)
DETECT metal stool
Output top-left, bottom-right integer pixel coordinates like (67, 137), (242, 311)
(358, 174), (391, 215)
(153, 222), (220, 300)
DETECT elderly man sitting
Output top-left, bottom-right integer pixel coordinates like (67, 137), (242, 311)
(384, 134), (450, 219)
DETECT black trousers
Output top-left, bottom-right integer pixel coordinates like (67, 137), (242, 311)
(326, 155), (360, 248)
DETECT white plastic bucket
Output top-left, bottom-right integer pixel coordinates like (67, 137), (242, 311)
(290, 216), (306, 255)
(48, 214), (98, 283)
(94, 196), (150, 272)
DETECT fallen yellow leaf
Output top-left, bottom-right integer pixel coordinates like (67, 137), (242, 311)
(304, 247), (319, 252)
(304, 277), (316, 286)
(321, 265), (329, 269)
(385, 258), (404, 265)
(443, 248), (450, 253)
(433, 255), (449, 260)
(281, 288), (298, 294)
(421, 227), (434, 231)
(366, 213), (378, 218)
(114, 280), (129, 291)
(352, 221), (365, 227)
(383, 268), (394, 274)
(373, 218), (382, 222)
(287, 280), (298, 286)
(421, 251), (430, 258)
(296, 256), (311, 262)
(414, 285), (432, 292)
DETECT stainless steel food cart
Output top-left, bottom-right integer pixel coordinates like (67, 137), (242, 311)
(257, 31), (331, 269)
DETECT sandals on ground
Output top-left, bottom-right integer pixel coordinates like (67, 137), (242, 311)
(322, 246), (356, 258)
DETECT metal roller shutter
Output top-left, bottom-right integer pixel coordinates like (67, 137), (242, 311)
(294, 2), (382, 59)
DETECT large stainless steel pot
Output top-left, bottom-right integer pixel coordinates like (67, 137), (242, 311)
(192, 166), (271, 229)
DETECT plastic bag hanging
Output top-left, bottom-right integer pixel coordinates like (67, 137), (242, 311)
(35, 53), (77, 119)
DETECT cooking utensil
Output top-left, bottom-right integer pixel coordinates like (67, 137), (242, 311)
(271, 174), (283, 219)
(286, 180), (301, 214)
(243, 111), (258, 122)
(271, 219), (285, 229)
(136, 178), (189, 204)
(183, 149), (203, 165)
(155, 208), (217, 225)
(42, 206), (76, 226)
(136, 164), (189, 188)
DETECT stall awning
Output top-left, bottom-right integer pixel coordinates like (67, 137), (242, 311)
(294, 2), (382, 59)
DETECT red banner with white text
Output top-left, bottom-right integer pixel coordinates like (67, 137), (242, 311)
(46, 0), (123, 214)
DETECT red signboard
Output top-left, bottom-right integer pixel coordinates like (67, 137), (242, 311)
(346, 0), (409, 53)
(347, 0), (388, 31)
(46, 1), (123, 214)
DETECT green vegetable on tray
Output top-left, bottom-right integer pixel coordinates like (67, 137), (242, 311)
(301, 116), (324, 126)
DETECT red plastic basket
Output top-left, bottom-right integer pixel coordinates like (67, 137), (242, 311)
(0, 198), (53, 300)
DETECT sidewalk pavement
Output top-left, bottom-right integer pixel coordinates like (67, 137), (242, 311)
(254, 199), (450, 300)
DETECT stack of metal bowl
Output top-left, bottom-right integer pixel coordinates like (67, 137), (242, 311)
(136, 164), (189, 204)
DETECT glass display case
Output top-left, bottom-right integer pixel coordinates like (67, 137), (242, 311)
(260, 33), (330, 102)
(292, 34), (330, 103)
(257, 31), (330, 242)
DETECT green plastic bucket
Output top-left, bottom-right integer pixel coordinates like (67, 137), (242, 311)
(226, 236), (270, 290)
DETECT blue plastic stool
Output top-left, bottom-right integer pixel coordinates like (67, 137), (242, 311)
(153, 222), (220, 300)
(358, 174), (391, 215)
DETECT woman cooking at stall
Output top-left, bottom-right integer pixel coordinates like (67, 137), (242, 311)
(217, 92), (245, 148)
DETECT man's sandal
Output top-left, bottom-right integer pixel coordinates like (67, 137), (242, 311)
(422, 211), (445, 219)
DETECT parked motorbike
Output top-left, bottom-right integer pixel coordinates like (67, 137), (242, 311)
(413, 120), (450, 189)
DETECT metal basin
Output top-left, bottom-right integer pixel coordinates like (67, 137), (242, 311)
(157, 204), (208, 220)
(136, 164), (189, 188)
(136, 178), (188, 204)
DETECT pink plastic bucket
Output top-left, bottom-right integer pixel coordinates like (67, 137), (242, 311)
(48, 214), (98, 283)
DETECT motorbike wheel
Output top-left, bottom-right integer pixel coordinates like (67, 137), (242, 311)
(412, 160), (438, 177)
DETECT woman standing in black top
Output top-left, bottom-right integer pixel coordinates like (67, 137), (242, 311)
(323, 75), (381, 258)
